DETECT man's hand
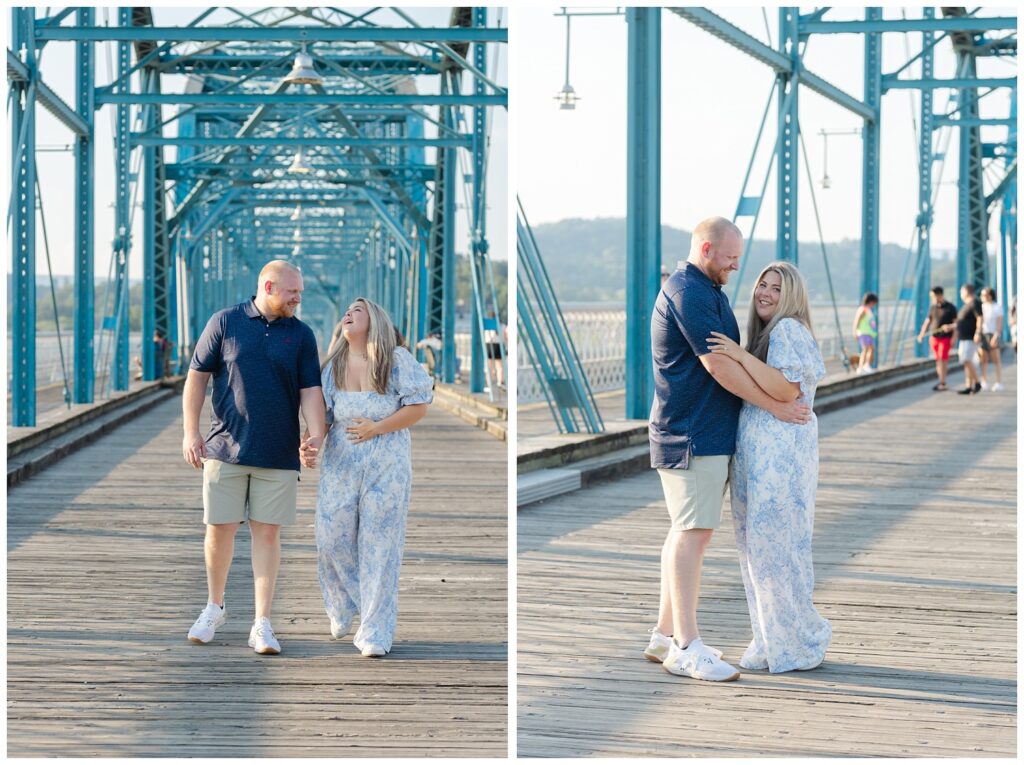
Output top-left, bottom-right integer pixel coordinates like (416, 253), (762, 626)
(346, 418), (380, 444)
(183, 432), (206, 469)
(768, 398), (812, 425)
(300, 435), (324, 468)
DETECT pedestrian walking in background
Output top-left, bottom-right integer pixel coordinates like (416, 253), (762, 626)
(954, 284), (984, 395)
(916, 286), (958, 391)
(852, 292), (878, 374)
(977, 287), (1005, 392)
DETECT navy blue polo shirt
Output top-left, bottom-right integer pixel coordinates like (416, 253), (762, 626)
(649, 262), (742, 467)
(190, 298), (321, 471)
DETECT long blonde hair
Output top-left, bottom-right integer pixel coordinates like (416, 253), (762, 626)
(321, 297), (404, 394)
(745, 262), (815, 362)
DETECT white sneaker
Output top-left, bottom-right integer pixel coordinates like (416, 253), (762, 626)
(329, 618), (350, 639)
(643, 628), (723, 663)
(187, 603), (226, 644)
(980, 381), (990, 391)
(662, 638), (740, 682)
(992, 382), (1004, 392)
(361, 643), (387, 657)
(248, 617), (281, 655)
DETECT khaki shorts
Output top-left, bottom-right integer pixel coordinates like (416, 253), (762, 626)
(202, 459), (298, 526)
(657, 455), (731, 531)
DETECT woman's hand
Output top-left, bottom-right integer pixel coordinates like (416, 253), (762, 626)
(346, 418), (380, 443)
(706, 331), (745, 362)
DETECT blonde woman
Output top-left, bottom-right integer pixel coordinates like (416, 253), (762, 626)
(302, 298), (432, 657)
(706, 262), (831, 673)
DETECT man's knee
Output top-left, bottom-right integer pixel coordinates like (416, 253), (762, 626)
(249, 520), (281, 543)
(670, 526), (713, 550)
(206, 522), (240, 542)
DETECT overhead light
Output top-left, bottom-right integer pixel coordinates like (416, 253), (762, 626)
(555, 83), (579, 110)
(287, 148), (312, 174)
(290, 204), (302, 221)
(291, 244), (302, 257)
(284, 45), (322, 86)
(293, 226), (304, 242)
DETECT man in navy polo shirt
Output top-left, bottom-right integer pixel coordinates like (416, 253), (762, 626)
(182, 260), (326, 655)
(644, 217), (811, 682)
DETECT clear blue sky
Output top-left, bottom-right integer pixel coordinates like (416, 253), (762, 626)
(514, 5), (1016, 253)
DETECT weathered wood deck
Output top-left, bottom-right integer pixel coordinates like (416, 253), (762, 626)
(518, 363), (1016, 757)
(7, 397), (507, 757)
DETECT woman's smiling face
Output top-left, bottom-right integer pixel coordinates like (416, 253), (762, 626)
(753, 270), (782, 322)
(341, 302), (370, 337)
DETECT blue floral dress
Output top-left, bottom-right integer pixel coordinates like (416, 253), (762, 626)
(729, 317), (832, 672)
(316, 346), (433, 652)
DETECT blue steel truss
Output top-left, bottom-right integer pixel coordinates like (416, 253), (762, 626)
(7, 7), (507, 426)
(612, 7), (1018, 416)
(517, 198), (603, 435)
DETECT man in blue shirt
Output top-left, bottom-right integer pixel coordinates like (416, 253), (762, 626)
(182, 260), (326, 655)
(644, 217), (810, 681)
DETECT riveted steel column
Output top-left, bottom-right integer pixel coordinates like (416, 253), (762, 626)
(625, 7), (661, 419)
(860, 7), (882, 365)
(956, 53), (988, 290)
(776, 8), (799, 263)
(11, 7), (37, 425)
(441, 105), (458, 384)
(913, 8), (935, 358)
(111, 7), (132, 391)
(142, 67), (158, 381)
(469, 6), (489, 393)
(73, 7), (95, 402)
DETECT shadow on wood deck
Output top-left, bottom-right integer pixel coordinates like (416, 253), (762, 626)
(7, 398), (508, 757)
(518, 363), (1016, 757)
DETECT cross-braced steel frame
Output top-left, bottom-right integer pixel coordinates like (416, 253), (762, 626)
(8, 6), (507, 426)
(621, 7), (1017, 417)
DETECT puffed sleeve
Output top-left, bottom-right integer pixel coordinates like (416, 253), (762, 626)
(391, 347), (434, 406)
(767, 318), (825, 389)
(320, 364), (335, 426)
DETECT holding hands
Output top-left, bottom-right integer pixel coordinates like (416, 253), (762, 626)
(299, 435), (323, 468)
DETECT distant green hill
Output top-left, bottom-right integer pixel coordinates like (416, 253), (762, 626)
(530, 217), (959, 305)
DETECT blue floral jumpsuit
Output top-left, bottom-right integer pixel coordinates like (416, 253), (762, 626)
(316, 346), (433, 652)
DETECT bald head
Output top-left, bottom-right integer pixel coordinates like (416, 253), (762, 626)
(689, 217), (742, 257)
(255, 260), (304, 320)
(257, 259), (301, 286)
(687, 216), (743, 286)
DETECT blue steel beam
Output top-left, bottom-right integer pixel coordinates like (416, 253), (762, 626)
(667, 7), (876, 122)
(914, 7), (936, 360)
(10, 8), (37, 426)
(883, 76), (1016, 91)
(37, 26), (509, 43)
(934, 117), (1016, 128)
(131, 135), (471, 148)
(799, 17), (1017, 35)
(469, 5), (489, 395)
(860, 7), (882, 327)
(97, 92), (507, 107)
(156, 52), (443, 73)
(110, 7), (132, 392)
(73, 7), (94, 403)
(776, 8), (799, 263)
(625, 7), (660, 419)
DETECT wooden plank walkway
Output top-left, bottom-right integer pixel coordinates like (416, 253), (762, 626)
(7, 397), (507, 757)
(518, 363), (1017, 757)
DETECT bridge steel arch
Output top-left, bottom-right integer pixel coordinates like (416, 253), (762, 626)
(8, 6), (507, 427)
(622, 6), (1016, 418)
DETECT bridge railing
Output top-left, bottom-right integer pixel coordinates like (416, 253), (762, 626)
(518, 305), (921, 404)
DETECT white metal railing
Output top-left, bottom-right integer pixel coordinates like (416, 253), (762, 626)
(518, 304), (920, 403)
